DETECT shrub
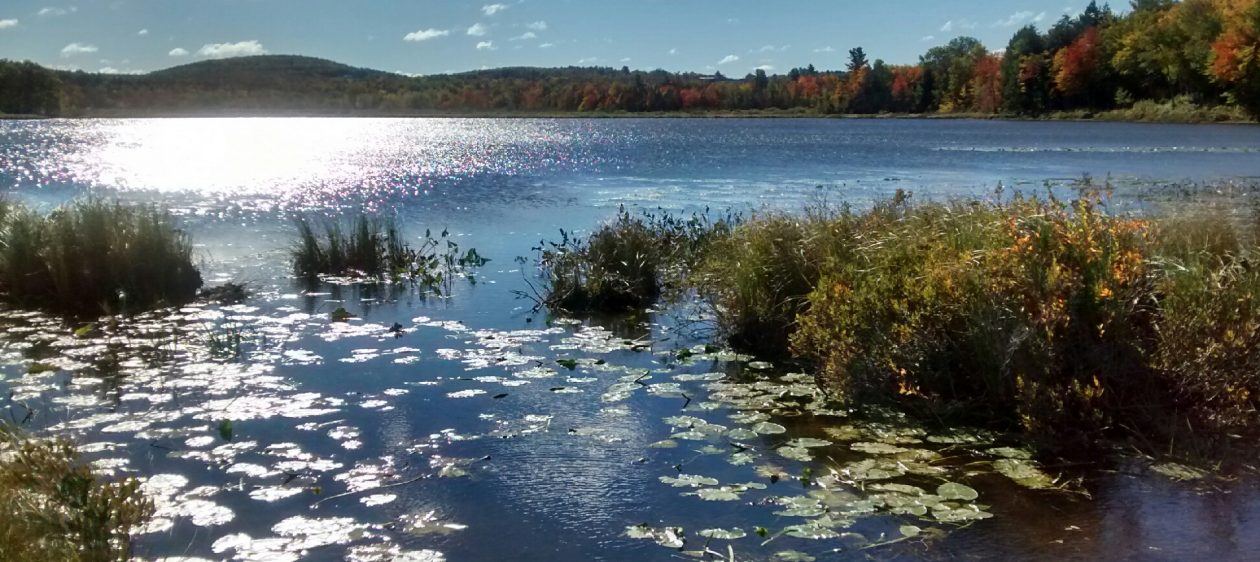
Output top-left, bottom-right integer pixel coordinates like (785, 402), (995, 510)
(0, 199), (202, 316)
(0, 425), (153, 561)
(781, 193), (1260, 456)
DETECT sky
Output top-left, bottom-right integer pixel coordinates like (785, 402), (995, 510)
(0, 1), (1112, 76)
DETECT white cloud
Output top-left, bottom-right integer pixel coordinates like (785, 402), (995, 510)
(475, 40), (496, 50)
(577, 57), (599, 64)
(668, 48), (677, 55)
(98, 66), (142, 75)
(511, 31), (536, 41)
(404, 28), (449, 42)
(467, 23), (488, 36)
(168, 47), (189, 57)
(38, 6), (75, 17)
(0, 19), (17, 29)
(920, 35), (935, 42)
(994, 11), (1047, 27)
(752, 45), (789, 54)
(525, 21), (548, 31)
(940, 19), (977, 33)
(813, 46), (836, 53)
(539, 42), (554, 48)
(717, 54), (740, 65)
(620, 57), (631, 63)
(197, 40), (266, 58)
(755, 64), (775, 72)
(60, 42), (98, 57)
(137, 28), (148, 36)
(481, 4), (508, 16)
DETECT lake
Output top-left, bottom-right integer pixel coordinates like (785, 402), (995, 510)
(2, 118), (1259, 561)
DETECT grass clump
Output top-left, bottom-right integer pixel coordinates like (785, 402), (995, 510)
(0, 424), (153, 561)
(292, 215), (487, 294)
(534, 206), (734, 312)
(0, 199), (202, 316)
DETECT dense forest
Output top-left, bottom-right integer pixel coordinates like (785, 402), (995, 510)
(2, 0), (1258, 119)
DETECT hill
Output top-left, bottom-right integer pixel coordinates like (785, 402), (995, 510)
(1, 1), (1256, 120)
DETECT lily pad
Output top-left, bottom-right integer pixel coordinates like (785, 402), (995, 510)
(659, 474), (719, 488)
(935, 482), (979, 501)
(698, 528), (746, 540)
(751, 422), (787, 435)
(993, 458), (1056, 489)
(626, 524), (685, 549)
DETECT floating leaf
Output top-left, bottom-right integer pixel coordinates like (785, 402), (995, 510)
(626, 524), (685, 549)
(900, 525), (921, 538)
(728, 452), (756, 466)
(785, 437), (832, 448)
(659, 474), (719, 488)
(993, 458), (1056, 489)
(691, 487), (741, 501)
(776, 446), (813, 462)
(775, 551), (816, 562)
(751, 422), (786, 435)
(851, 442), (908, 455)
(218, 420), (234, 442)
(935, 482), (979, 501)
(698, 528), (746, 540)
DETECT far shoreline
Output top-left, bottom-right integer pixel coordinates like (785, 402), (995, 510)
(3, 109), (1255, 125)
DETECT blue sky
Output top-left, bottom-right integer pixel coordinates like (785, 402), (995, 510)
(0, 1), (1108, 76)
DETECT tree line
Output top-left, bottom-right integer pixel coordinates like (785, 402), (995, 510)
(2, 1), (1257, 119)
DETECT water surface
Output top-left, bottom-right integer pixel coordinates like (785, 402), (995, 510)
(1, 118), (1258, 561)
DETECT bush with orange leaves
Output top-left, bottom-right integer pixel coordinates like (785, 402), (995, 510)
(780, 192), (1260, 458)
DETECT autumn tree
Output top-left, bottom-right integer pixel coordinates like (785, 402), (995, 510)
(1210, 0), (1260, 117)
(1001, 26), (1050, 114)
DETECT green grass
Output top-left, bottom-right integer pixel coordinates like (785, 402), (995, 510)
(0, 199), (202, 316)
(0, 424), (153, 561)
(533, 206), (735, 312)
(292, 214), (488, 294)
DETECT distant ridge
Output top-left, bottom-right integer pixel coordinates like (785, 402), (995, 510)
(146, 55), (394, 81)
(4, 0), (1257, 122)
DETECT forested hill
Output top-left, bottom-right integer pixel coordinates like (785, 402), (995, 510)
(2, 1), (1258, 120)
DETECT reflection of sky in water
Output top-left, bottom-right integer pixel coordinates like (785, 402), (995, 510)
(5, 118), (1260, 216)
(1, 119), (1260, 560)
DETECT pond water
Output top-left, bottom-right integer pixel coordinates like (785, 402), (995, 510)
(1, 118), (1259, 561)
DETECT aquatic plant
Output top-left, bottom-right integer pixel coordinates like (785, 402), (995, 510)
(0, 424), (154, 561)
(0, 199), (202, 316)
(291, 215), (487, 294)
(532, 206), (735, 312)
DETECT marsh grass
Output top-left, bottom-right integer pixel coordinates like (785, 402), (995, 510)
(0, 424), (153, 561)
(292, 215), (487, 294)
(561, 191), (1260, 460)
(532, 206), (736, 312)
(1050, 96), (1250, 124)
(0, 199), (201, 316)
